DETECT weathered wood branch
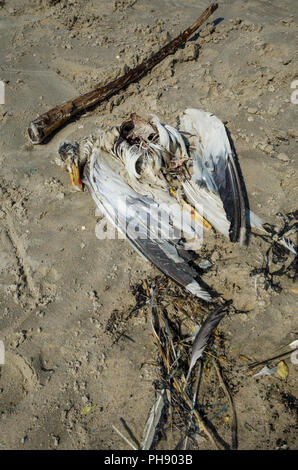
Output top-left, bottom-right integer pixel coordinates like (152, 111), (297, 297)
(27, 3), (218, 144)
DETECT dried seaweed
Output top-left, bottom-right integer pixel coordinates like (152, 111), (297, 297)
(107, 275), (240, 449)
(142, 278), (235, 450)
(250, 210), (298, 290)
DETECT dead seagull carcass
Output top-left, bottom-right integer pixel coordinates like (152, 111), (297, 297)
(57, 108), (296, 301)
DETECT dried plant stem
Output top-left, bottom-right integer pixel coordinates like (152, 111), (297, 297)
(149, 289), (224, 450)
(249, 349), (297, 370)
(153, 335), (223, 448)
(214, 360), (238, 450)
(112, 425), (138, 450)
(174, 373), (223, 450)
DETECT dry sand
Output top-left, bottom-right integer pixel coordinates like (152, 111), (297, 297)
(0, 0), (297, 450)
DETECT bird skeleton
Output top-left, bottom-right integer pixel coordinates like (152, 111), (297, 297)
(57, 109), (297, 301)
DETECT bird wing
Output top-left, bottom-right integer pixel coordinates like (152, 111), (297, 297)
(82, 148), (211, 302)
(179, 108), (246, 244)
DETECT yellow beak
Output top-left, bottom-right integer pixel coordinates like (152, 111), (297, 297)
(69, 162), (83, 191)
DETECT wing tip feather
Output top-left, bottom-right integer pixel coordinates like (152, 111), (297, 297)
(186, 281), (211, 302)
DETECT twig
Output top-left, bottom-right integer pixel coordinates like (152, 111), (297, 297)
(214, 360), (238, 450)
(141, 390), (166, 450)
(27, 3), (219, 144)
(248, 349), (298, 370)
(184, 361), (202, 449)
(149, 288), (162, 347)
(161, 310), (177, 361)
(173, 373), (223, 450)
(112, 425), (138, 450)
(148, 284), (224, 450)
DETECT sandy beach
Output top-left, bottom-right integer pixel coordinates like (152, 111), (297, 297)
(0, 0), (297, 450)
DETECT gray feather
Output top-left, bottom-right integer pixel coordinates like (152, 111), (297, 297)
(179, 109), (247, 244)
(186, 304), (230, 382)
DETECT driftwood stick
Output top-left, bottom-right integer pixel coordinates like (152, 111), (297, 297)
(27, 3), (218, 144)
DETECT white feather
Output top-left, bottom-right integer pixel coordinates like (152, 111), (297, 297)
(182, 179), (230, 238)
(165, 123), (188, 157)
(150, 114), (171, 152)
(186, 281), (211, 301)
